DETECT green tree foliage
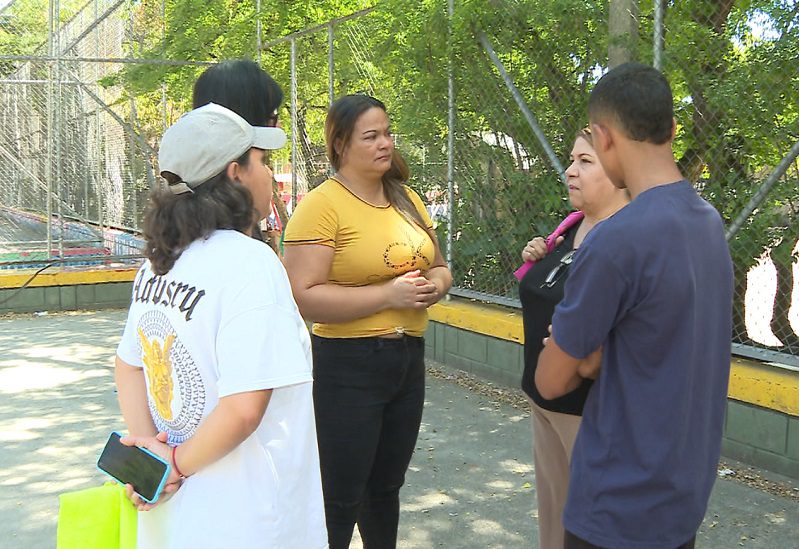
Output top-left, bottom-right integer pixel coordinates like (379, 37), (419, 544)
(662, 0), (798, 346)
(118, 0), (375, 102)
(0, 0), (85, 74)
(3, 0), (795, 346)
(123, 0), (799, 345)
(111, 0), (376, 164)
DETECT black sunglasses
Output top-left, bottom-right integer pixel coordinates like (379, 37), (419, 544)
(540, 250), (577, 288)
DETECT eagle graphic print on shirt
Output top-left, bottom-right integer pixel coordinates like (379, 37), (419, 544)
(136, 310), (206, 445)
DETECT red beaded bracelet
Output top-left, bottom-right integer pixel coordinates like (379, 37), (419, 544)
(171, 445), (187, 478)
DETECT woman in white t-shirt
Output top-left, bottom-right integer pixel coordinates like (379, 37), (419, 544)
(114, 103), (327, 548)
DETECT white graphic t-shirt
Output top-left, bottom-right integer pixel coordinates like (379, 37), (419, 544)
(116, 230), (327, 549)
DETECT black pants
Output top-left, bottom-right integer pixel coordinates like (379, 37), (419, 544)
(312, 335), (426, 549)
(564, 530), (696, 549)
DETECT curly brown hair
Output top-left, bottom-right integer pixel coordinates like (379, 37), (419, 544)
(143, 151), (254, 275)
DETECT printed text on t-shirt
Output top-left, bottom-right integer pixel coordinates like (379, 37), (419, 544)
(132, 270), (206, 322)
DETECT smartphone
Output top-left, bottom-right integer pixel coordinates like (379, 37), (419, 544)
(97, 431), (171, 504)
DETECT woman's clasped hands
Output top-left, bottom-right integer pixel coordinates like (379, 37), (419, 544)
(384, 269), (438, 309)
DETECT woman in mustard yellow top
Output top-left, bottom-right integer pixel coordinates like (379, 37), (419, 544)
(283, 94), (452, 549)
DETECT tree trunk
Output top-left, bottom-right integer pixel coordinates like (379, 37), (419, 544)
(676, 0), (737, 180)
(272, 186), (289, 229)
(732, 264), (750, 344)
(609, 0), (639, 67)
(769, 237), (799, 350)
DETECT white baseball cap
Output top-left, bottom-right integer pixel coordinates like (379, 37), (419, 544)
(158, 102), (287, 195)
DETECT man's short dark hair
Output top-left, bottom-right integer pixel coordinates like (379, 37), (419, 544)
(588, 62), (673, 145)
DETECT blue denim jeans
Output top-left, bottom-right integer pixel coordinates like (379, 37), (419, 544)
(311, 334), (426, 549)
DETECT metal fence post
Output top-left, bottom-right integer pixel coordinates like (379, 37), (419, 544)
(446, 0), (455, 270)
(725, 138), (799, 241)
(653, 0), (664, 70)
(328, 23), (334, 106)
(291, 37), (298, 210)
(46, 0), (55, 259)
(95, 0), (104, 238)
(127, 10), (138, 229)
(161, 0), (167, 132)
(477, 32), (566, 182)
(55, 0), (64, 259)
(256, 0), (262, 65)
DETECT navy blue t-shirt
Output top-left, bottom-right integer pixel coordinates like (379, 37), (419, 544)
(552, 180), (733, 549)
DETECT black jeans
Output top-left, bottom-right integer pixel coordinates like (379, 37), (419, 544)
(564, 530), (696, 549)
(312, 335), (426, 549)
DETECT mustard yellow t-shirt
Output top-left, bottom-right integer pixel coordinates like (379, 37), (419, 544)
(283, 178), (436, 338)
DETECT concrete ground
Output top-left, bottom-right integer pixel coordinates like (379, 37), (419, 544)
(1, 309), (797, 548)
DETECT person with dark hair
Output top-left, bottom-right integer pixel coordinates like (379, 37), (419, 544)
(282, 94), (452, 549)
(193, 59), (285, 251)
(536, 62), (733, 549)
(516, 127), (628, 549)
(114, 103), (327, 548)
(193, 59), (283, 127)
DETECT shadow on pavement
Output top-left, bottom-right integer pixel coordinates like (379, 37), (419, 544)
(1, 310), (797, 548)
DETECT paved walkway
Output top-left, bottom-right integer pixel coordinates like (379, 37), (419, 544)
(1, 310), (797, 548)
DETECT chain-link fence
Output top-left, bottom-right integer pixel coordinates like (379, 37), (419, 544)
(656, 1), (799, 365)
(258, 2), (799, 366)
(0, 0), (197, 265)
(637, 1), (799, 364)
(0, 0), (797, 366)
(260, 4), (575, 307)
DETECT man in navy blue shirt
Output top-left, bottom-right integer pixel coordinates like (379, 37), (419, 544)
(536, 63), (733, 549)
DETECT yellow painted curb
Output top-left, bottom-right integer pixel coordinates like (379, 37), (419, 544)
(729, 358), (799, 417)
(429, 298), (524, 343)
(430, 298), (799, 417)
(0, 268), (139, 289)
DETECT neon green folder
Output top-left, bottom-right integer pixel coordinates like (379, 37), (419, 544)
(57, 482), (137, 549)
